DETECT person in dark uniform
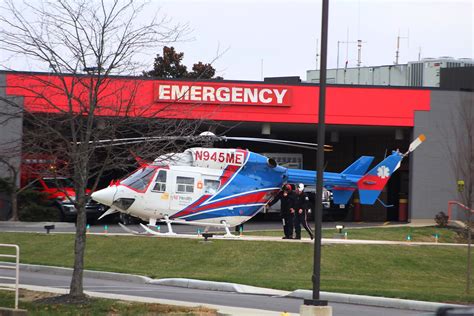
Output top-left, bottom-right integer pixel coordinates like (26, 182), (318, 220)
(293, 183), (314, 240)
(268, 184), (294, 239)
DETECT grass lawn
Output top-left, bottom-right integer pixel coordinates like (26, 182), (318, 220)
(0, 232), (472, 304)
(0, 289), (216, 315)
(246, 226), (462, 243)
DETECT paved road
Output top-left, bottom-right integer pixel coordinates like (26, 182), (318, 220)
(0, 267), (423, 316)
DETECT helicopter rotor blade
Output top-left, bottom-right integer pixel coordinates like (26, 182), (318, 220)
(76, 132), (332, 151)
(403, 134), (426, 157)
(221, 136), (333, 150)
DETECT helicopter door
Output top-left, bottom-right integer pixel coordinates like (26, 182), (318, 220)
(170, 172), (201, 211)
(148, 169), (170, 215)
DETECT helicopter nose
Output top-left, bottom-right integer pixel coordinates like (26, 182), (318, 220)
(91, 186), (117, 206)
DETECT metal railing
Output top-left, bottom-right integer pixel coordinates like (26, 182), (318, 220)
(0, 244), (20, 309)
(447, 200), (474, 220)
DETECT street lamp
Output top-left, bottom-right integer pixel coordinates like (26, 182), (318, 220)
(301, 0), (330, 313)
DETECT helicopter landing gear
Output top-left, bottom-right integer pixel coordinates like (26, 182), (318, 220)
(140, 223), (161, 235)
(139, 216), (177, 235)
(163, 216), (177, 235)
(221, 221), (236, 238)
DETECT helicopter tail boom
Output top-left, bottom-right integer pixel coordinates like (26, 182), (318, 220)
(284, 152), (404, 205)
(341, 156), (374, 175)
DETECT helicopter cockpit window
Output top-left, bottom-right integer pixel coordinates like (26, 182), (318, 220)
(121, 167), (156, 191)
(176, 176), (194, 194)
(204, 179), (220, 194)
(152, 170), (167, 192)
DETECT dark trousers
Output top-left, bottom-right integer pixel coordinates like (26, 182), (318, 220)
(281, 212), (293, 238)
(294, 210), (313, 239)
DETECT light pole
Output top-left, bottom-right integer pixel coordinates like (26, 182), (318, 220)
(303, 0), (329, 308)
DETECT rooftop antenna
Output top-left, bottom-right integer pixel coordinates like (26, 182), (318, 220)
(315, 38), (319, 70)
(356, 39), (367, 67)
(337, 28), (358, 69)
(394, 29), (409, 65)
(337, 38), (357, 69)
(355, 1), (367, 68)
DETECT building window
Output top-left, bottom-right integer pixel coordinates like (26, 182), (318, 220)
(177, 176), (194, 193)
(152, 170), (167, 192)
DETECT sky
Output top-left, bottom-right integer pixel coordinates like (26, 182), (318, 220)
(1, 0), (473, 81)
(157, 0), (474, 80)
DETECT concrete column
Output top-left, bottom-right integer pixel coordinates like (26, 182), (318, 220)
(300, 305), (333, 316)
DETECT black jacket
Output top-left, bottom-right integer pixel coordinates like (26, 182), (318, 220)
(292, 191), (310, 211)
(269, 190), (294, 215)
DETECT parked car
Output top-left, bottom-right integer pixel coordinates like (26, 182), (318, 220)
(24, 176), (105, 222)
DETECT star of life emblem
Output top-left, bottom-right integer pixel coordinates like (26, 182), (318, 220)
(377, 166), (390, 179)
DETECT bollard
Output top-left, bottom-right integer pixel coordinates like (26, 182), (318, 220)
(399, 198), (408, 222)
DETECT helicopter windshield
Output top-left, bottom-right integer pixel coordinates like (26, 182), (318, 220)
(121, 167), (156, 191)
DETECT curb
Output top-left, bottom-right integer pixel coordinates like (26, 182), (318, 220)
(19, 264), (465, 312)
(150, 278), (289, 296)
(288, 290), (465, 312)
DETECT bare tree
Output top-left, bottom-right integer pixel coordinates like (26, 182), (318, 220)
(0, 0), (210, 300)
(447, 93), (474, 293)
(0, 155), (20, 221)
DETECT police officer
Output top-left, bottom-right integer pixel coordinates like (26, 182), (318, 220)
(293, 183), (314, 240)
(269, 184), (294, 239)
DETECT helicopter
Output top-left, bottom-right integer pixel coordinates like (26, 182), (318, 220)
(91, 133), (425, 237)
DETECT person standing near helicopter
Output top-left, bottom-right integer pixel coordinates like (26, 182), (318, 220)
(293, 183), (314, 240)
(268, 184), (294, 239)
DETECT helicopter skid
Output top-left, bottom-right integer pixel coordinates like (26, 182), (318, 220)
(118, 223), (150, 236)
(140, 223), (177, 236)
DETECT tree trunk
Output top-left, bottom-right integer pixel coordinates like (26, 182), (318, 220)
(9, 188), (18, 221)
(467, 212), (472, 294)
(69, 165), (87, 298)
(69, 193), (87, 298)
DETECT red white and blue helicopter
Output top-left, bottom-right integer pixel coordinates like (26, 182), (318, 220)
(91, 133), (425, 237)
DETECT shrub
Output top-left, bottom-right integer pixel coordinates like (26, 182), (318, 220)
(18, 189), (60, 222)
(0, 177), (14, 194)
(435, 211), (449, 228)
